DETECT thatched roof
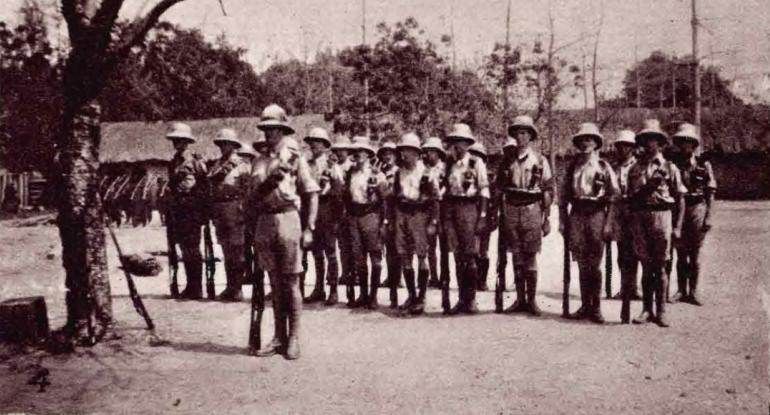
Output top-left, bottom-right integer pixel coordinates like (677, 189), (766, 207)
(101, 114), (329, 163)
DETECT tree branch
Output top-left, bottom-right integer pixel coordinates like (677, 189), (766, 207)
(92, 0), (125, 31)
(113, 0), (186, 57)
(61, 0), (90, 40)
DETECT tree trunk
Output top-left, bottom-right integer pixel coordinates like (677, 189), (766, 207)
(57, 101), (113, 343)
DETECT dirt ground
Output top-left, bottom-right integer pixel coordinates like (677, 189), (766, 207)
(0, 201), (768, 414)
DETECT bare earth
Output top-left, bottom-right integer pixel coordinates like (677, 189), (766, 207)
(0, 201), (768, 414)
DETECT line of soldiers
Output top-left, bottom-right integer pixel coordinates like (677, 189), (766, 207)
(164, 104), (716, 360)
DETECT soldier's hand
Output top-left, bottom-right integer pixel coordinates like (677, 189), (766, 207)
(672, 227), (682, 240)
(601, 225), (613, 242)
(301, 228), (314, 249)
(702, 219), (712, 233)
(379, 220), (392, 239)
(558, 221), (565, 236)
(426, 221), (438, 237)
(542, 218), (551, 237)
(475, 217), (487, 235)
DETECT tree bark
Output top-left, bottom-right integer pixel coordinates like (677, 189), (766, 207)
(57, 101), (113, 343)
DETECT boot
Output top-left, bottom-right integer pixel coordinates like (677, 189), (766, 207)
(325, 284), (338, 306)
(633, 269), (655, 324)
(218, 261), (244, 302)
(285, 274), (302, 359)
(367, 265), (381, 309)
(325, 258), (339, 305)
(428, 248), (441, 288)
(346, 268), (357, 308)
(656, 271), (670, 327)
(304, 255), (326, 303)
(354, 265), (369, 308)
(410, 268), (429, 315)
(389, 258), (401, 309)
(568, 274), (590, 320)
(477, 257), (490, 291)
(180, 258), (204, 300)
(672, 260), (689, 302)
(505, 275), (528, 313)
(448, 262), (466, 315)
(589, 271), (604, 324)
(525, 271), (541, 317)
(399, 268), (417, 311)
(688, 262), (703, 306)
(256, 284), (286, 357)
(620, 279), (631, 324)
(464, 261), (479, 314)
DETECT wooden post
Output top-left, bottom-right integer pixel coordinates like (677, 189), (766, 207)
(691, 0), (701, 128)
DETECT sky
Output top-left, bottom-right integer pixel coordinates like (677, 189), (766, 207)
(2, 0), (769, 106)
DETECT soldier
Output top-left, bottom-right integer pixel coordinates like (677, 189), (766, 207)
(303, 127), (345, 305)
(628, 119), (687, 328)
(421, 137), (448, 289)
(611, 130), (642, 323)
(165, 122), (207, 300)
(237, 143), (258, 163)
(443, 123), (490, 314)
(495, 136), (518, 295)
(343, 136), (389, 309)
(251, 104), (319, 359)
(392, 133), (441, 315)
(332, 136), (355, 288)
(468, 142), (494, 292)
(497, 116), (554, 316)
(559, 123), (619, 323)
(671, 123), (716, 306)
(208, 129), (252, 301)
(377, 141), (402, 291)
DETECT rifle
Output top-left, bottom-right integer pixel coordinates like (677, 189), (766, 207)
(203, 222), (217, 300)
(248, 266), (265, 355)
(605, 241), (613, 299)
(494, 195), (506, 313)
(166, 212), (180, 298)
(106, 221), (155, 331)
(562, 222), (571, 318)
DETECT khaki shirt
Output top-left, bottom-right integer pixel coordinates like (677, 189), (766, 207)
(424, 160), (446, 199)
(627, 152), (687, 205)
(561, 152), (620, 203)
(250, 138), (320, 211)
(208, 153), (251, 201)
(446, 152), (490, 198)
(678, 155), (717, 196)
(168, 149), (207, 196)
(308, 152), (344, 197)
(497, 147), (554, 194)
(347, 162), (388, 204)
(613, 156), (637, 199)
(395, 160), (440, 203)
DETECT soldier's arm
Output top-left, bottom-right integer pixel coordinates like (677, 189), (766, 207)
(671, 165), (686, 235)
(297, 156), (321, 230)
(703, 162), (717, 228)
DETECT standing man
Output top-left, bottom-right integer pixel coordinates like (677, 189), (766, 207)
(345, 136), (389, 309)
(611, 130), (642, 323)
(377, 141), (401, 291)
(392, 133), (441, 315)
(208, 129), (252, 301)
(421, 137), (448, 289)
(332, 136), (355, 289)
(165, 122), (207, 300)
(628, 119), (686, 328)
(496, 116), (554, 316)
(443, 123), (490, 314)
(468, 142), (494, 292)
(251, 104), (319, 359)
(671, 123), (716, 306)
(303, 127), (345, 305)
(559, 123), (619, 323)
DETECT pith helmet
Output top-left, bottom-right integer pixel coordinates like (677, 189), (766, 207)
(166, 122), (195, 143)
(672, 123), (700, 146)
(445, 123), (475, 144)
(636, 119), (669, 145)
(257, 104), (295, 134)
(397, 132), (421, 151)
(377, 141), (397, 157)
(468, 142), (488, 160)
(614, 129), (637, 146)
(304, 127), (332, 147)
(508, 115), (538, 140)
(331, 135), (352, 151)
(213, 128), (242, 148)
(421, 137), (446, 156)
(351, 136), (376, 157)
(571, 122), (604, 148)
(503, 135), (518, 149)
(237, 144), (257, 159)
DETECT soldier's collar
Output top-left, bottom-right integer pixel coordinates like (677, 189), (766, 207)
(621, 155), (636, 167)
(456, 151), (471, 165)
(516, 147), (532, 161)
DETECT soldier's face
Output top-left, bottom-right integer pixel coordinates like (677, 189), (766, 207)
(677, 140), (697, 155)
(399, 148), (419, 165)
(450, 140), (470, 157)
(514, 129), (533, 147)
(218, 142), (238, 156)
(615, 143), (635, 159)
(333, 149), (349, 163)
(353, 149), (370, 165)
(424, 149), (440, 165)
(379, 150), (396, 165)
(309, 140), (326, 156)
(172, 139), (189, 152)
(264, 128), (284, 147)
(575, 136), (597, 154)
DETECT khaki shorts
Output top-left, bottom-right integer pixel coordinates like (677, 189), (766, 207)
(444, 199), (479, 255)
(211, 200), (245, 247)
(313, 198), (338, 255)
(348, 212), (382, 256)
(568, 207), (606, 264)
(254, 210), (303, 274)
(501, 202), (543, 255)
(676, 202), (708, 254)
(394, 206), (429, 256)
(631, 209), (672, 264)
